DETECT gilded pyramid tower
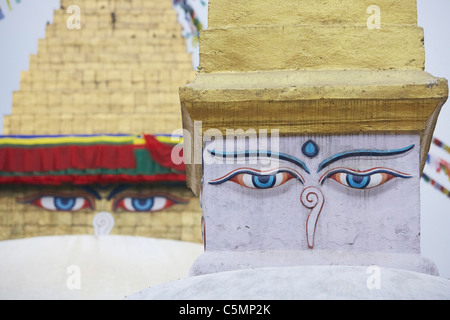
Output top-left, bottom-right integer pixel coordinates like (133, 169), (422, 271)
(4, 0), (195, 135)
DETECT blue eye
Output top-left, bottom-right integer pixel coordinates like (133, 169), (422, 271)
(115, 196), (182, 212)
(346, 174), (370, 189)
(112, 193), (189, 213)
(319, 167), (413, 190)
(209, 168), (305, 190)
(54, 197), (77, 210)
(19, 195), (94, 212)
(251, 175), (276, 189)
(131, 198), (154, 211)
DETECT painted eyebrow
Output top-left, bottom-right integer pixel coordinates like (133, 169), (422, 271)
(207, 150), (310, 174)
(78, 186), (102, 200)
(107, 184), (131, 201)
(317, 144), (415, 173)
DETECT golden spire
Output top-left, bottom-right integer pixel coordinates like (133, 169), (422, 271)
(5, 0), (195, 135)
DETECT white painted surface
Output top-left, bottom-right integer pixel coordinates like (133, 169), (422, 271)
(202, 135), (421, 253)
(0, 235), (203, 300)
(127, 265), (450, 300)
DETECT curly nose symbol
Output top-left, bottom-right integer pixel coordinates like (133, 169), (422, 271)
(300, 187), (325, 249)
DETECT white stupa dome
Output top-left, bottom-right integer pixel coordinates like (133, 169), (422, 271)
(3, 235), (449, 300)
(0, 235), (203, 300)
(127, 265), (450, 300)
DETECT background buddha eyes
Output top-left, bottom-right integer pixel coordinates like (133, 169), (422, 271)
(20, 195), (94, 212)
(112, 193), (190, 212)
(114, 196), (176, 212)
(18, 193), (189, 213)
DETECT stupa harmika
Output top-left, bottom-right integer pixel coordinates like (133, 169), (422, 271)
(0, 0), (203, 243)
(179, 0), (448, 277)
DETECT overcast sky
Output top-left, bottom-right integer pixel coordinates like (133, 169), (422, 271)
(0, 0), (449, 277)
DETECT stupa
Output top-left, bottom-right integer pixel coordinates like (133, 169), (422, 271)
(0, 0), (202, 243)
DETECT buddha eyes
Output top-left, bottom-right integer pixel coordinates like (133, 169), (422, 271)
(114, 196), (174, 212)
(319, 168), (412, 190)
(18, 193), (189, 213)
(208, 168), (305, 190)
(112, 193), (189, 212)
(210, 167), (412, 191)
(246, 173), (289, 189)
(47, 197), (93, 211)
(19, 194), (94, 212)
